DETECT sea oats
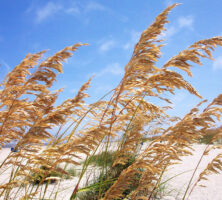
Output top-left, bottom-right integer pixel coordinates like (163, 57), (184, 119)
(0, 3), (222, 200)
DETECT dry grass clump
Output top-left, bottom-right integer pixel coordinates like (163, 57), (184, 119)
(0, 3), (222, 200)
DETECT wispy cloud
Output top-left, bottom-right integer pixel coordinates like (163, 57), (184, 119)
(99, 40), (115, 53)
(159, 26), (177, 40)
(65, 1), (106, 15)
(35, 2), (62, 23)
(85, 1), (106, 12)
(84, 1), (127, 22)
(27, 1), (127, 24)
(213, 56), (222, 70)
(65, 7), (80, 15)
(159, 15), (194, 40)
(178, 16), (194, 29)
(96, 62), (124, 77)
(123, 30), (141, 50)
(26, 1), (79, 22)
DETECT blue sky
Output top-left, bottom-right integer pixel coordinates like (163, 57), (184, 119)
(0, 0), (222, 118)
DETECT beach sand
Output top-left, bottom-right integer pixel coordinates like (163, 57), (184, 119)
(0, 143), (221, 200)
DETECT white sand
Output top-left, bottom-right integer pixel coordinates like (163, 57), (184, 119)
(160, 144), (222, 200)
(0, 144), (221, 200)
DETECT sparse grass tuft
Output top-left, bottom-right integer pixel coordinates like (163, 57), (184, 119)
(86, 151), (115, 167)
(77, 154), (137, 199)
(66, 167), (77, 178)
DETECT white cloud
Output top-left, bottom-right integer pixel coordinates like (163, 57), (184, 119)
(27, 1), (79, 22)
(65, 7), (80, 15)
(159, 16), (194, 40)
(36, 2), (62, 23)
(159, 26), (177, 39)
(27, 1), (126, 24)
(99, 40), (115, 53)
(96, 63), (124, 77)
(123, 30), (141, 50)
(84, 1), (127, 22)
(178, 16), (194, 29)
(213, 56), (222, 70)
(85, 1), (106, 12)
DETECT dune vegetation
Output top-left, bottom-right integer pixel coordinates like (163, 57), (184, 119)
(0, 3), (222, 200)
